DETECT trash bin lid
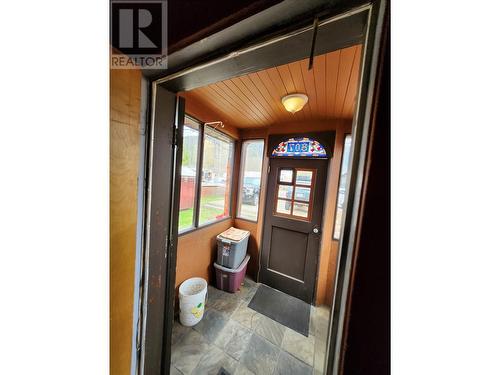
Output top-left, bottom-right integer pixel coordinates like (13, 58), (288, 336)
(219, 227), (250, 242)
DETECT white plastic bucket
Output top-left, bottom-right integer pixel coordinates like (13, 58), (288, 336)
(179, 277), (208, 327)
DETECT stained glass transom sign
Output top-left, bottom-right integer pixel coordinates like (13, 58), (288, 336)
(271, 137), (327, 158)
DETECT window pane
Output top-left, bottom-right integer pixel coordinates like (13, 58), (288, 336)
(276, 199), (292, 215)
(237, 140), (264, 221)
(278, 185), (293, 199)
(296, 170), (313, 186)
(293, 202), (309, 218)
(294, 187), (311, 202)
(199, 126), (234, 225)
(279, 169), (293, 183)
(178, 118), (199, 231)
(333, 135), (352, 239)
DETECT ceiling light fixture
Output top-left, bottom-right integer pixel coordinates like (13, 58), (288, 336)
(281, 93), (308, 114)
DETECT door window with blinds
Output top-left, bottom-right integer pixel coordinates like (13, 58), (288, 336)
(274, 168), (316, 221)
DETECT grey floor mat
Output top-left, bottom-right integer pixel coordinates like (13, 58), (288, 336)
(248, 284), (310, 336)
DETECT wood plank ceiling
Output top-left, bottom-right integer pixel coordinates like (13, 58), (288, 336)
(183, 44), (362, 129)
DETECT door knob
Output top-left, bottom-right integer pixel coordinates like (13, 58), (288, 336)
(312, 227), (319, 234)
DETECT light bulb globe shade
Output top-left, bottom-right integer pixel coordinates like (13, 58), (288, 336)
(281, 93), (308, 114)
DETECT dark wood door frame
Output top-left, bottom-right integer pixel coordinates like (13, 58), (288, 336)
(327, 1), (388, 374)
(138, 85), (184, 375)
(135, 2), (387, 374)
(143, 0), (369, 81)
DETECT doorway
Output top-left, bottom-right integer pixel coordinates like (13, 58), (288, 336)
(260, 134), (332, 304)
(136, 2), (387, 374)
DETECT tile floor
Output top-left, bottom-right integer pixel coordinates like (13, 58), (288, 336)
(171, 278), (330, 375)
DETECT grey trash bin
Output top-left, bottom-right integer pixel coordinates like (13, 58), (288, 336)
(216, 227), (250, 269)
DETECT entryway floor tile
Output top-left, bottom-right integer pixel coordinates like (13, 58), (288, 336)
(171, 278), (329, 375)
(275, 350), (313, 375)
(240, 333), (280, 375)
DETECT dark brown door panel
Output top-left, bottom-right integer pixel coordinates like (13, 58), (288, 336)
(260, 155), (329, 304)
(268, 227), (308, 281)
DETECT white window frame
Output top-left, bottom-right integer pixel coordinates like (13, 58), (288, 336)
(236, 139), (265, 222)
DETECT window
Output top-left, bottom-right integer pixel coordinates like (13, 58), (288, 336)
(274, 168), (316, 221)
(198, 126), (234, 225)
(178, 117), (200, 232)
(237, 140), (264, 221)
(178, 116), (235, 232)
(333, 135), (352, 239)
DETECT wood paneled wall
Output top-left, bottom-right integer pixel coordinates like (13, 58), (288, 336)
(233, 218), (262, 280)
(316, 126), (351, 306)
(110, 69), (142, 375)
(326, 241), (340, 306)
(176, 219), (234, 288)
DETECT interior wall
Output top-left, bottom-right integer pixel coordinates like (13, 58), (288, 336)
(110, 69), (142, 375)
(317, 127), (351, 306)
(176, 218), (234, 288)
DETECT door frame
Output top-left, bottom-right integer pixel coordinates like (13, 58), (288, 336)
(135, 1), (387, 374)
(326, 2), (387, 374)
(138, 85), (185, 375)
(260, 131), (335, 304)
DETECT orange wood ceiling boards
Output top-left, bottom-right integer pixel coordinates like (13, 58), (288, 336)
(182, 44), (362, 129)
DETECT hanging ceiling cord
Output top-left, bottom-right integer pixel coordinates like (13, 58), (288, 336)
(308, 17), (319, 70)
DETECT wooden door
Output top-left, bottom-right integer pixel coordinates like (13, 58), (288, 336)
(260, 158), (328, 304)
